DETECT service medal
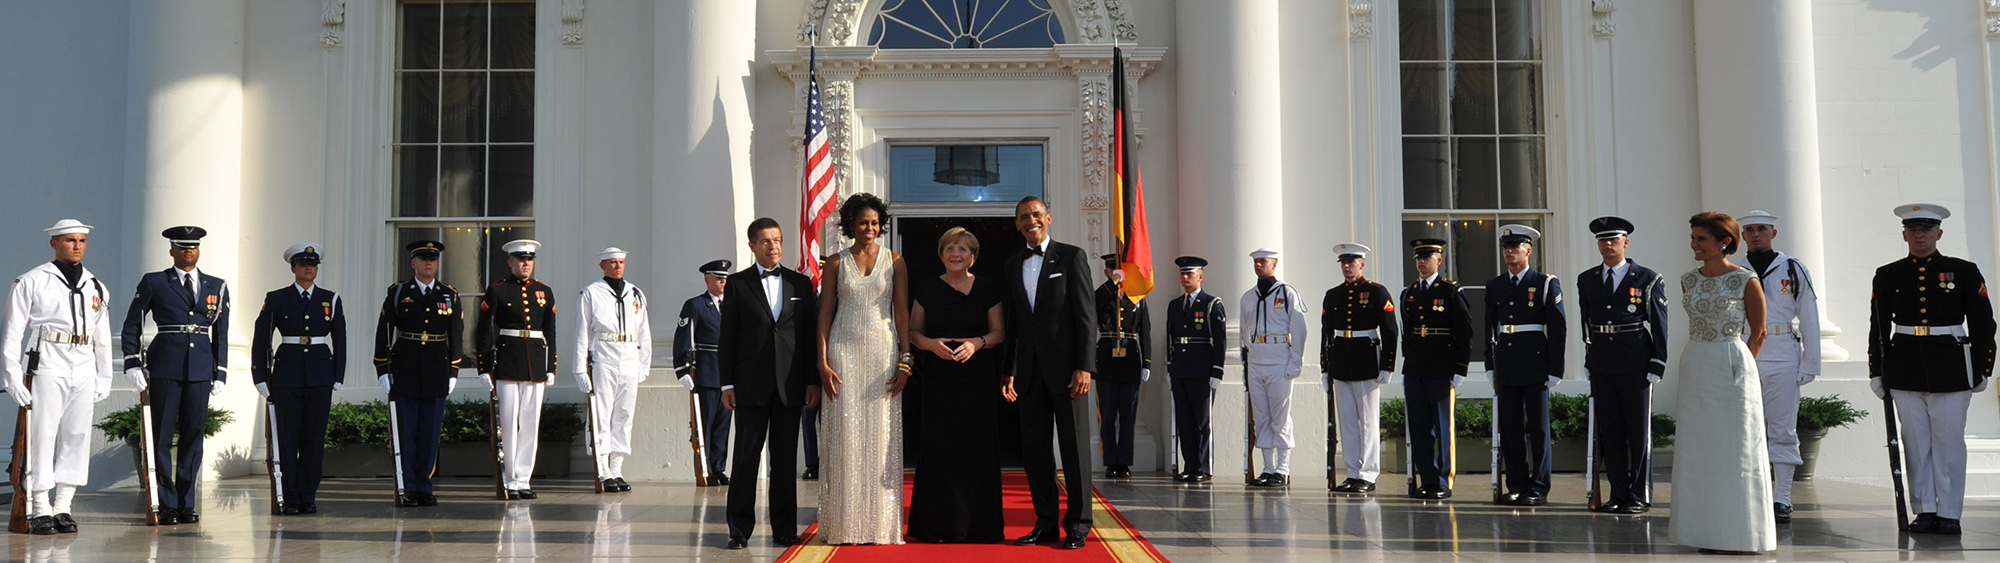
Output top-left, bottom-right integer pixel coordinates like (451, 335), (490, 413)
(1628, 304), (1637, 313)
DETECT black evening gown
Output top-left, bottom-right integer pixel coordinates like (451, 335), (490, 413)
(906, 275), (1005, 543)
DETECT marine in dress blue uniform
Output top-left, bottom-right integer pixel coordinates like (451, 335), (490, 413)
(1575, 217), (1669, 514)
(1166, 256), (1225, 482)
(250, 243), (347, 515)
(373, 240), (467, 507)
(1320, 243), (1397, 494)
(674, 259), (733, 485)
(1483, 224), (1566, 506)
(1399, 239), (1472, 500)
(1094, 254), (1151, 479)
(120, 226), (231, 524)
(475, 240), (559, 499)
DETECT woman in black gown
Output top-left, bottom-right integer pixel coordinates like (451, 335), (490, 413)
(906, 227), (1008, 543)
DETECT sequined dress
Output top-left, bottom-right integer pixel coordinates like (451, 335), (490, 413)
(817, 244), (905, 545)
(1668, 266), (1776, 552)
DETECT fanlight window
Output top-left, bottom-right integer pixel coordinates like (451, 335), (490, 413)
(869, 0), (1066, 49)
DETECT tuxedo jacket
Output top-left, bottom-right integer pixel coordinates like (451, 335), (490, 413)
(1002, 240), (1098, 389)
(718, 265), (819, 408)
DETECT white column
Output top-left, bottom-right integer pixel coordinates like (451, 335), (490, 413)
(1175, 0), (1285, 284)
(1692, 0), (1848, 361)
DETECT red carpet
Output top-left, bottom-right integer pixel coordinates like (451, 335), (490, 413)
(777, 471), (1168, 563)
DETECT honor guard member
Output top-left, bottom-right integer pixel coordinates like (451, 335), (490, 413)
(1166, 256), (1225, 482)
(251, 244), (347, 515)
(1241, 247), (1307, 487)
(1868, 203), (1996, 535)
(3, 220), (114, 535)
(1095, 254), (1152, 479)
(574, 247), (654, 492)
(1577, 217), (1669, 514)
(121, 225), (231, 525)
(374, 240), (467, 507)
(675, 259), (733, 486)
(1483, 224), (1566, 506)
(1399, 239), (1473, 500)
(476, 239), (559, 500)
(1320, 243), (1397, 493)
(1740, 209), (1823, 523)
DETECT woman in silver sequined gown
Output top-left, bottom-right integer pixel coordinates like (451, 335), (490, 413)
(813, 195), (910, 545)
(1669, 212), (1776, 554)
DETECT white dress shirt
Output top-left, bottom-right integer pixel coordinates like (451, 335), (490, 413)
(758, 265), (784, 320)
(1023, 239), (1049, 310)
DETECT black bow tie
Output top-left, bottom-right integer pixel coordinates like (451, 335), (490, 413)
(1027, 245), (1045, 256)
(761, 268), (783, 278)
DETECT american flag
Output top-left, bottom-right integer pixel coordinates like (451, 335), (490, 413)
(799, 45), (835, 290)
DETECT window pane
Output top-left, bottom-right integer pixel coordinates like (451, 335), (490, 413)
(1497, 63), (1540, 135)
(1451, 0), (1494, 61)
(870, 0), (1066, 49)
(1451, 218), (1499, 285)
(441, 1), (490, 70)
(439, 147), (487, 218)
(1399, 0), (1445, 61)
(890, 145), (1044, 203)
(489, 2), (536, 70)
(397, 146), (439, 217)
(439, 72), (487, 143)
(1453, 138), (1498, 209)
(489, 146), (534, 217)
(401, 3), (442, 70)
(1401, 219), (1451, 282)
(399, 73), (440, 143)
(396, 227), (442, 281)
(489, 73), (534, 143)
(1451, 64), (1496, 135)
(1403, 139), (1450, 209)
(1499, 138), (1545, 209)
(1401, 64), (1446, 135)
(1494, 0), (1540, 60)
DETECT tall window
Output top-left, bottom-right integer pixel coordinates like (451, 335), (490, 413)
(869, 0), (1066, 48)
(1399, 0), (1545, 345)
(394, 0), (535, 344)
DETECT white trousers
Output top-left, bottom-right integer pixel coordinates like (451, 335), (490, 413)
(1246, 364), (1295, 449)
(589, 374), (640, 478)
(1892, 390), (1971, 519)
(1333, 379), (1382, 482)
(1757, 358), (1803, 467)
(495, 380), (545, 490)
(26, 374), (96, 495)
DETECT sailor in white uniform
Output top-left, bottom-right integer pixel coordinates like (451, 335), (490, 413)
(573, 247), (653, 492)
(2, 219), (115, 535)
(1239, 248), (1308, 487)
(1739, 209), (1823, 523)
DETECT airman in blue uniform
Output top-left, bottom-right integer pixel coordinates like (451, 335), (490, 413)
(121, 226), (230, 525)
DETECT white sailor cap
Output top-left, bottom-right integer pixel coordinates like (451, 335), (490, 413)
(1739, 210), (1778, 227)
(44, 219), (93, 237)
(597, 247), (628, 261)
(1894, 203), (1950, 227)
(1498, 224), (1541, 246)
(283, 243), (324, 265)
(1248, 248), (1281, 260)
(502, 239), (541, 258)
(1332, 243), (1370, 262)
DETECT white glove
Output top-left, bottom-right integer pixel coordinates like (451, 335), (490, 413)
(126, 368), (148, 391)
(450, 377), (460, 394)
(1320, 373), (1330, 394)
(332, 382), (343, 391)
(1376, 370), (1393, 385)
(211, 379), (226, 397)
(1544, 375), (1560, 389)
(1141, 368), (1151, 383)
(6, 383), (26, 408)
(256, 382), (271, 398)
(1646, 373), (1662, 384)
(1209, 377), (1221, 391)
(1285, 366), (1302, 380)
(92, 386), (109, 403)
(1798, 372), (1817, 386)
(678, 374), (695, 391)
(1975, 377), (1989, 393)
(378, 374), (392, 390)
(1485, 370), (1495, 385)
(480, 373), (494, 391)
(574, 373), (593, 394)
(1869, 377), (1887, 400)
(1450, 374), (1464, 389)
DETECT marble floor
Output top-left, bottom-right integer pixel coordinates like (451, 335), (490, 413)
(0, 471), (1991, 562)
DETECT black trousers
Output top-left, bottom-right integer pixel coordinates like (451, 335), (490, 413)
(1404, 376), (1455, 490)
(1494, 383), (1551, 496)
(1018, 373), (1093, 537)
(1096, 379), (1140, 467)
(150, 378), (212, 509)
(726, 401), (801, 541)
(392, 396), (446, 494)
(271, 385), (333, 504)
(1169, 377), (1214, 474)
(694, 387), (733, 477)
(1590, 375), (1654, 505)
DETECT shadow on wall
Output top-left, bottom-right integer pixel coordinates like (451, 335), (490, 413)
(1865, 0), (1994, 259)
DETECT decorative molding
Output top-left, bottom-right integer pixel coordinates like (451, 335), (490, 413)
(1078, 74), (1113, 212)
(798, 0), (866, 45)
(1592, 0), (1617, 37)
(771, 45), (1165, 81)
(321, 0), (345, 47)
(1349, 1), (1374, 39)
(562, 0), (585, 46)
(1986, 0), (2000, 36)
(802, 0), (1135, 46)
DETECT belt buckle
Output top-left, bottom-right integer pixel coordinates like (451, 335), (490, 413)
(1913, 326), (1931, 336)
(1501, 325), (1516, 335)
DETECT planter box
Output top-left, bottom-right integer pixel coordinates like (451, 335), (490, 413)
(1381, 436), (1496, 474)
(1797, 429), (1828, 481)
(323, 444), (397, 478)
(436, 441), (572, 478)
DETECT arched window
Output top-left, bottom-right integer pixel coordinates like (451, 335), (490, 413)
(868, 0), (1066, 49)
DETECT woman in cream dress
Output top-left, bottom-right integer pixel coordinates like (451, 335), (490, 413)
(813, 194), (910, 545)
(1669, 211), (1776, 555)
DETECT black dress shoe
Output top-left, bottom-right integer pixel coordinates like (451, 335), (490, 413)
(300, 503), (318, 514)
(398, 494), (419, 507)
(725, 537), (749, 550)
(711, 475), (729, 487)
(1909, 512), (1940, 533)
(1351, 479), (1376, 492)
(505, 490), (522, 500)
(281, 503), (301, 515)
(1015, 528), (1058, 545)
(1495, 493), (1521, 506)
(1615, 502), (1648, 514)
(1937, 517), (1962, 535)
(518, 489), (538, 500)
(52, 513), (77, 534)
(1060, 534), (1086, 550)
(773, 534), (802, 546)
(1251, 472), (1274, 486)
(801, 466), (819, 481)
(1424, 487), (1452, 500)
(179, 508), (200, 523)
(157, 509), (179, 525)
(1258, 473), (1290, 487)
(1773, 502), (1793, 523)
(1188, 472), (1212, 482)
(1171, 471), (1189, 482)
(29, 515), (56, 535)
(1510, 494), (1546, 507)
(1593, 500), (1622, 513)
(1332, 478), (1361, 492)
(418, 493), (439, 506)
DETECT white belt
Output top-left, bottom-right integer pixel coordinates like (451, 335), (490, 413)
(1767, 323), (1792, 335)
(1893, 324), (1966, 338)
(39, 328), (91, 346)
(1331, 329), (1379, 339)
(596, 332), (638, 342)
(1250, 335), (1290, 344)
(1498, 324), (1545, 334)
(281, 335), (331, 346)
(499, 328), (545, 340)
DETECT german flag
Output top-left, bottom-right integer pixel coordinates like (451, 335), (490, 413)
(1110, 46), (1153, 302)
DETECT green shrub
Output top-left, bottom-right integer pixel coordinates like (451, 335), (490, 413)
(325, 400), (392, 446)
(319, 399), (584, 445)
(1652, 414), (1676, 448)
(1380, 394), (1677, 446)
(1797, 396), (1867, 433)
(95, 405), (234, 442)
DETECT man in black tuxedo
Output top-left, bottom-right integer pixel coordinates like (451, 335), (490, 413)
(1001, 196), (1099, 550)
(718, 217), (821, 550)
